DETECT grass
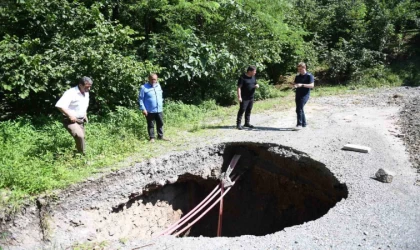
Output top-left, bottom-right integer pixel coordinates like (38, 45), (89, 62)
(72, 240), (108, 250)
(119, 237), (128, 245)
(0, 81), (403, 213)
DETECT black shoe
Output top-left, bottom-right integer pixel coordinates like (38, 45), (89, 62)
(237, 125), (243, 130)
(244, 124), (254, 128)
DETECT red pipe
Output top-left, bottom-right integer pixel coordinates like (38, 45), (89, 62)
(156, 184), (219, 236)
(163, 173), (238, 236)
(173, 175), (241, 237)
(132, 155), (242, 249)
(217, 182), (224, 236)
(159, 155), (241, 236)
(162, 184), (221, 236)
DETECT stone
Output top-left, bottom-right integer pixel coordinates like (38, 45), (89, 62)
(342, 144), (371, 153)
(69, 219), (84, 227)
(167, 177), (178, 184)
(375, 168), (395, 183)
(87, 233), (95, 241)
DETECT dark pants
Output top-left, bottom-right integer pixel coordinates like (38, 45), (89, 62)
(236, 99), (254, 126)
(295, 94), (310, 126)
(146, 112), (164, 139)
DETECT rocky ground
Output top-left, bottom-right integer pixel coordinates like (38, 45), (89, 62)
(1, 87), (419, 250)
(399, 95), (420, 175)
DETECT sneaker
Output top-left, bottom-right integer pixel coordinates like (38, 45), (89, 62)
(244, 124), (254, 128)
(237, 125), (243, 130)
(295, 125), (302, 130)
(149, 138), (155, 143)
(157, 137), (171, 142)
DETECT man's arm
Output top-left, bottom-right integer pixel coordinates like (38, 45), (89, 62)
(295, 82), (314, 89)
(294, 75), (315, 89)
(56, 91), (77, 122)
(57, 107), (77, 122)
(138, 86), (148, 116)
(290, 75), (298, 88)
(237, 77), (243, 102)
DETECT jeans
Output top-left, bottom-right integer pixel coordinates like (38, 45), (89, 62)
(146, 112), (164, 139)
(236, 99), (254, 126)
(295, 94), (310, 126)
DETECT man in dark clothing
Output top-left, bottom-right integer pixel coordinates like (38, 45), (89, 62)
(236, 65), (259, 130)
(291, 62), (314, 129)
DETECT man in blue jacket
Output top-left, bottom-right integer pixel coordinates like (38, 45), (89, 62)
(138, 73), (168, 142)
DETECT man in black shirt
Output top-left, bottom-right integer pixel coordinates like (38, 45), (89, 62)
(236, 65), (259, 130)
(291, 62), (314, 128)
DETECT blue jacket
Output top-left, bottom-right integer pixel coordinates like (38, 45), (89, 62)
(138, 83), (163, 113)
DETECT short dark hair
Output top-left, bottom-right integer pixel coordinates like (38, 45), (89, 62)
(247, 65), (256, 72)
(79, 76), (93, 86)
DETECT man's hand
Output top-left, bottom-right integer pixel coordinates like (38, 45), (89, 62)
(238, 97), (242, 103)
(255, 84), (260, 89)
(142, 110), (148, 116)
(69, 116), (77, 123)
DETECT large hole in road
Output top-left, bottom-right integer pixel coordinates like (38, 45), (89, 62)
(128, 142), (348, 238)
(0, 142), (349, 249)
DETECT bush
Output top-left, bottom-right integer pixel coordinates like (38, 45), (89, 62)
(349, 66), (403, 88)
(0, 1), (159, 117)
(254, 80), (284, 101)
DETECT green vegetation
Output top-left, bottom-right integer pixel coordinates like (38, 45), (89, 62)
(0, 0), (419, 209)
(1, 0), (418, 117)
(72, 240), (108, 250)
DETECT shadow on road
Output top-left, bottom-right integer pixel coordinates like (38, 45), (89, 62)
(205, 125), (297, 132)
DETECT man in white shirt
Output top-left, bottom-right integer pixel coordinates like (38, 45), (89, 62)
(55, 77), (93, 154)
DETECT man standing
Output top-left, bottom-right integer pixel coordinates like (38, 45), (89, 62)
(292, 62), (314, 129)
(56, 76), (93, 155)
(139, 73), (168, 142)
(236, 66), (259, 130)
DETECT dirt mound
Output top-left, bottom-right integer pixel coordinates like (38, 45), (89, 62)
(400, 95), (420, 172)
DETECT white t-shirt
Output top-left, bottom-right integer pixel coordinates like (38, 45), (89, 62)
(55, 86), (89, 118)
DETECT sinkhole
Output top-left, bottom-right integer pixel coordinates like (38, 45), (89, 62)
(120, 142), (348, 238)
